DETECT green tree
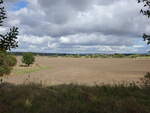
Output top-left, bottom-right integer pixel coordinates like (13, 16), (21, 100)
(22, 53), (35, 66)
(0, 0), (19, 76)
(138, 0), (150, 45)
(0, 0), (19, 51)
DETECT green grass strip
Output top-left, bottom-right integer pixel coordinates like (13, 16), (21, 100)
(12, 66), (50, 75)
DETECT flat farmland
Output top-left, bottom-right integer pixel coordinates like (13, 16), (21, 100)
(3, 56), (150, 85)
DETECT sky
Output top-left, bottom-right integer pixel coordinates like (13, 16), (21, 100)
(2, 0), (150, 53)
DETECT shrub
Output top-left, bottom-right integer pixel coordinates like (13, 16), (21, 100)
(0, 65), (12, 76)
(22, 53), (35, 66)
(140, 72), (150, 87)
(6, 54), (17, 66)
(0, 51), (17, 76)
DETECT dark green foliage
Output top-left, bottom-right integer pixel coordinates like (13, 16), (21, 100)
(0, 81), (150, 113)
(138, 0), (150, 45)
(0, 0), (19, 51)
(6, 54), (17, 67)
(143, 33), (150, 45)
(22, 53), (35, 66)
(0, 65), (11, 77)
(0, 51), (17, 76)
(0, 0), (6, 26)
(138, 0), (150, 18)
(0, 27), (19, 51)
(0, 51), (11, 76)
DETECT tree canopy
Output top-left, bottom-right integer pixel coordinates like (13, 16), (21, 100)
(22, 53), (35, 66)
(0, 0), (19, 51)
(138, 0), (150, 44)
(0, 0), (18, 77)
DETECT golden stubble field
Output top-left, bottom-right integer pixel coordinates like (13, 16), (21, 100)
(2, 56), (150, 85)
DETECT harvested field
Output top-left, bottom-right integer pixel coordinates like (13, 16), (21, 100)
(2, 56), (150, 85)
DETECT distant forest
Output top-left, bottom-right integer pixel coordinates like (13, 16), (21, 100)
(10, 52), (150, 58)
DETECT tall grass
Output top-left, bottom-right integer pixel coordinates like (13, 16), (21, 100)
(0, 75), (150, 113)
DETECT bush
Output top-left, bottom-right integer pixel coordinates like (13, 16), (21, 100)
(6, 54), (17, 66)
(140, 72), (150, 87)
(0, 65), (12, 76)
(0, 51), (17, 76)
(22, 53), (35, 66)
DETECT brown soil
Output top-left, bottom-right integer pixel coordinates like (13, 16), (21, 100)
(2, 56), (150, 85)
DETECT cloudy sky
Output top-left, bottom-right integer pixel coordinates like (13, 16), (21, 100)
(2, 0), (150, 53)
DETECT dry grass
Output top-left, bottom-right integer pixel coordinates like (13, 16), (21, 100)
(2, 56), (150, 85)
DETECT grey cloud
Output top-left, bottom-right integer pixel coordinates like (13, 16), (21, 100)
(59, 33), (134, 46)
(6, 0), (150, 53)
(38, 0), (93, 11)
(13, 0), (147, 37)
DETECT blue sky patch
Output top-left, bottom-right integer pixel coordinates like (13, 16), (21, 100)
(11, 0), (28, 11)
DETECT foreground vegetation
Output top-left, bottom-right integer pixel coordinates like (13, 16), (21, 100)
(0, 74), (150, 113)
(0, 51), (17, 76)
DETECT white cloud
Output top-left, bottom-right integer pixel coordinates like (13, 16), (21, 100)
(4, 0), (150, 53)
